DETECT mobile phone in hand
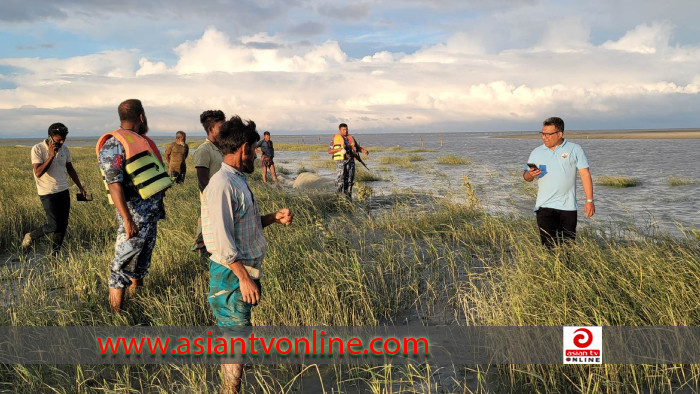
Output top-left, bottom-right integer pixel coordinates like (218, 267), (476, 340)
(77, 193), (93, 202)
(527, 163), (539, 170)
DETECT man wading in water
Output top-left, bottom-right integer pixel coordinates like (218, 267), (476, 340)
(327, 123), (368, 199)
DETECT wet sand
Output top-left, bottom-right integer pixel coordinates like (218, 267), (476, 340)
(495, 129), (700, 139)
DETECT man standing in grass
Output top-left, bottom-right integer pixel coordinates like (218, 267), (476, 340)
(201, 116), (293, 393)
(191, 109), (226, 256)
(97, 99), (169, 313)
(328, 123), (368, 199)
(22, 123), (87, 255)
(523, 116), (595, 248)
(164, 130), (189, 184)
(255, 131), (278, 185)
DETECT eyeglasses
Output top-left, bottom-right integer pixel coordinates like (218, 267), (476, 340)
(540, 131), (561, 137)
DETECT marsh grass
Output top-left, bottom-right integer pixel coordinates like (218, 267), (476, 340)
(296, 165), (316, 174)
(376, 156), (415, 169)
(275, 143), (328, 152)
(436, 154), (472, 165)
(274, 165), (292, 175)
(355, 169), (383, 182)
(406, 153), (425, 162)
(383, 146), (436, 153)
(275, 142), (436, 154)
(311, 160), (336, 169)
(668, 176), (696, 186)
(596, 176), (641, 187)
(1, 146), (699, 393)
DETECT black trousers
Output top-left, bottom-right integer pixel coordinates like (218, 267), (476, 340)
(30, 189), (70, 253)
(536, 207), (577, 248)
(170, 170), (185, 184)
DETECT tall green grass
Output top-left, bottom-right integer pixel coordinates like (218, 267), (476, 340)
(1, 146), (699, 393)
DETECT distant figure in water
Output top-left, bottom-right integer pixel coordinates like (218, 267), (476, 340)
(523, 116), (595, 248)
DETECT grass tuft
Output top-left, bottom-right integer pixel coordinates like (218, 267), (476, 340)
(297, 165), (316, 174)
(436, 154), (471, 165)
(668, 176), (696, 186)
(355, 169), (383, 182)
(596, 176), (641, 187)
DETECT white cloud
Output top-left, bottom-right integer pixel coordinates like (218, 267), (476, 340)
(2, 20), (700, 135)
(136, 58), (169, 76)
(602, 21), (673, 54)
(171, 28), (347, 74)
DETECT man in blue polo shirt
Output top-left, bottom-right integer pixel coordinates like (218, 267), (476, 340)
(523, 117), (595, 248)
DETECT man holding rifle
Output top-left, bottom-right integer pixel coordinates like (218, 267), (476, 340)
(328, 123), (369, 199)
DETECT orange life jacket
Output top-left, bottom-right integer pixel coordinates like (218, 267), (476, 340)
(96, 129), (172, 203)
(331, 133), (357, 161)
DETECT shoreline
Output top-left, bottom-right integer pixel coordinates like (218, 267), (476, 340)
(494, 130), (700, 139)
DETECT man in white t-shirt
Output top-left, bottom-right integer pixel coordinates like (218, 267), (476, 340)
(22, 123), (87, 255)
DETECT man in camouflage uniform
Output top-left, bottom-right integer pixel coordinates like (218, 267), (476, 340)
(328, 123), (368, 199)
(98, 99), (166, 313)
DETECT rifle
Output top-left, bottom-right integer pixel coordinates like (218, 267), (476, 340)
(344, 145), (369, 170)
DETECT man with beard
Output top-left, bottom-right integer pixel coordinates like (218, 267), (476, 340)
(97, 99), (170, 313)
(201, 116), (293, 393)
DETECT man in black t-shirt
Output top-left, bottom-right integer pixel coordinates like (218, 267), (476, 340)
(255, 131), (278, 185)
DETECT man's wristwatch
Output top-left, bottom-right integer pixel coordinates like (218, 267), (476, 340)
(586, 199), (594, 203)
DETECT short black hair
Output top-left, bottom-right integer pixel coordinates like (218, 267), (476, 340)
(176, 130), (186, 139)
(217, 116), (260, 155)
(200, 110), (226, 134)
(338, 123), (348, 129)
(118, 99), (144, 122)
(48, 122), (68, 138)
(263, 131), (270, 136)
(543, 117), (565, 133)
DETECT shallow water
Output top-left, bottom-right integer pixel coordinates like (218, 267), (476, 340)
(275, 132), (700, 235)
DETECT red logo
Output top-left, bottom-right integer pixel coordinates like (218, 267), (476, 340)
(112, 154), (123, 169)
(573, 328), (593, 348)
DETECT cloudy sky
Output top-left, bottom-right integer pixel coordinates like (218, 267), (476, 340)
(1, 0), (700, 137)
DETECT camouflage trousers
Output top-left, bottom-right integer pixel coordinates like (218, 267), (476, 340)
(109, 216), (158, 289)
(336, 160), (355, 198)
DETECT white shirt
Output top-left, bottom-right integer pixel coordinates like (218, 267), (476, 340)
(31, 140), (72, 196)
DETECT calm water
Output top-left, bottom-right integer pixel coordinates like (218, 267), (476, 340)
(4, 133), (699, 233)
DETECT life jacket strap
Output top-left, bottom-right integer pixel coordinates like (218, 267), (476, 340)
(135, 172), (170, 189)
